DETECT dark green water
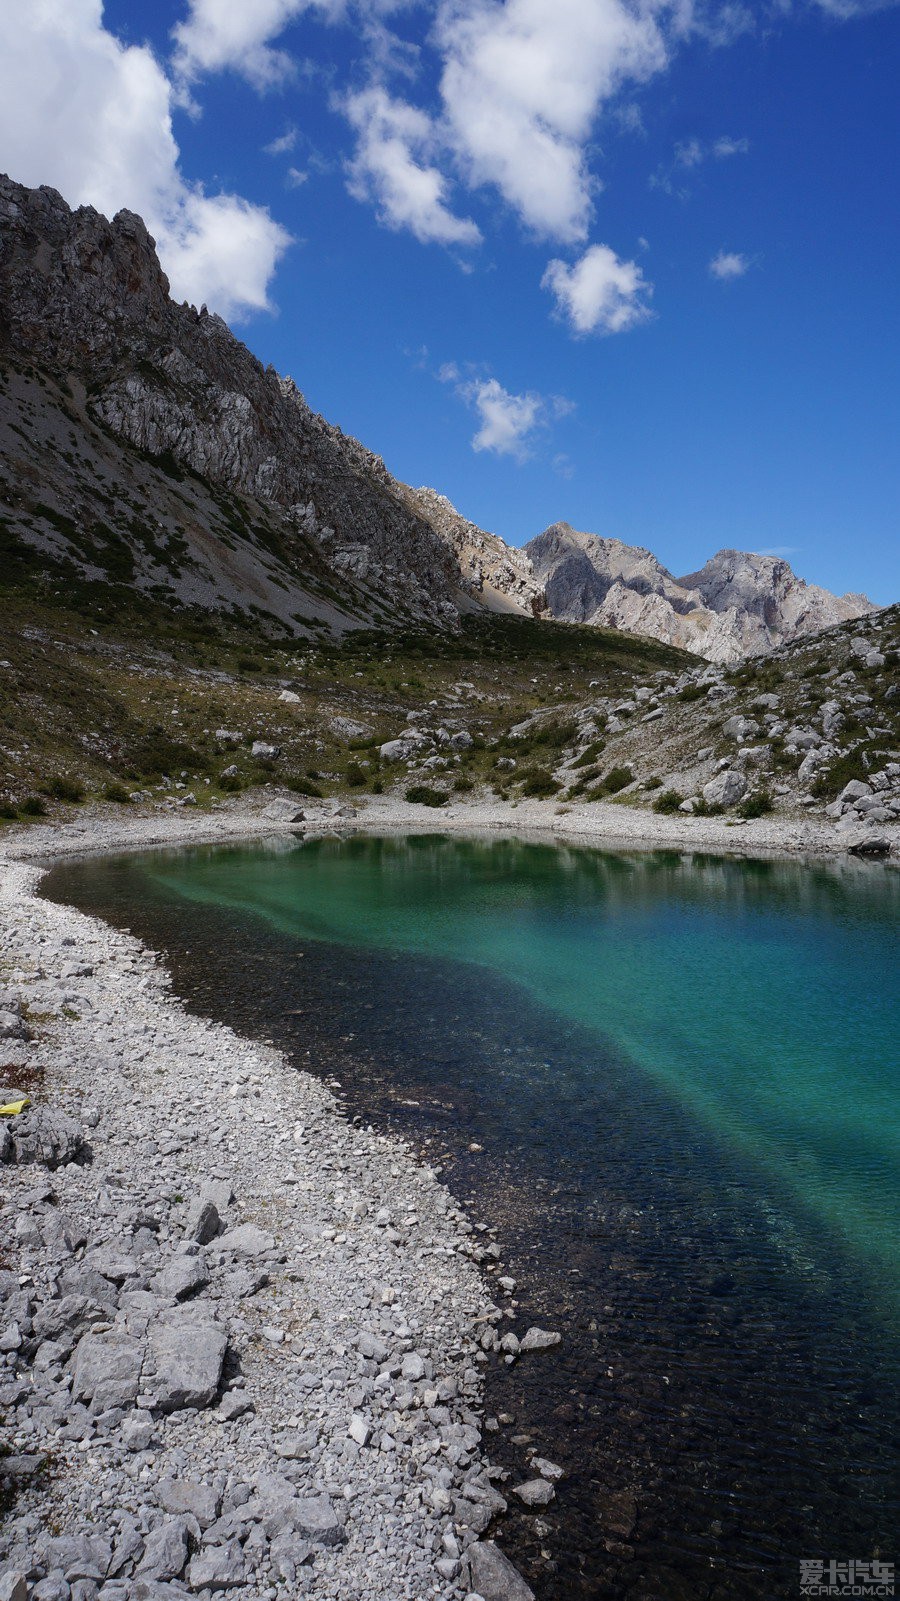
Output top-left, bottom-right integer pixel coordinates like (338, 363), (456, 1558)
(45, 835), (900, 1601)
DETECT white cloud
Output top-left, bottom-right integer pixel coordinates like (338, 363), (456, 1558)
(436, 0), (670, 242)
(286, 165), (309, 186)
(0, 0), (290, 321)
(440, 366), (566, 460)
(462, 378), (545, 459)
(712, 134), (749, 157)
(709, 248), (750, 279)
(344, 86), (481, 247)
(264, 126), (299, 155)
(542, 243), (653, 335)
(172, 0), (336, 92)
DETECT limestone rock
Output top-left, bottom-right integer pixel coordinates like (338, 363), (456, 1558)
(467, 1540), (536, 1601)
(526, 524), (877, 663)
(145, 1313), (227, 1412)
(6, 1107), (89, 1168)
(702, 770), (747, 808)
(262, 798), (305, 824)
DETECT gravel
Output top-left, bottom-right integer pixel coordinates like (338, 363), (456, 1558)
(0, 855), (544, 1600)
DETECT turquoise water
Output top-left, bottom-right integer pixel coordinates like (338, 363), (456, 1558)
(138, 835), (900, 1312)
(46, 836), (900, 1600)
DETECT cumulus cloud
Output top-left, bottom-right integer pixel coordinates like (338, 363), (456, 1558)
(0, 0), (290, 320)
(440, 365), (568, 460)
(542, 243), (653, 335)
(436, 0), (670, 243)
(344, 86), (481, 247)
(264, 126), (299, 155)
(709, 248), (750, 278)
(172, 0), (336, 91)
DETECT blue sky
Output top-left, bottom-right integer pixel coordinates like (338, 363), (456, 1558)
(0, 1), (897, 603)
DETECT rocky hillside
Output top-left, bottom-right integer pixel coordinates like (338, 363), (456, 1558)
(408, 487), (546, 618)
(482, 602), (899, 840)
(0, 174), (885, 663)
(0, 174), (523, 636)
(526, 523), (877, 663)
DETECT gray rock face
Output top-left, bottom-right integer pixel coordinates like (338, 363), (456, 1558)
(71, 1330), (144, 1410)
(145, 1314), (227, 1412)
(703, 770), (748, 808)
(467, 1540), (536, 1601)
(0, 175), (483, 633)
(526, 524), (877, 663)
(4, 1107), (88, 1168)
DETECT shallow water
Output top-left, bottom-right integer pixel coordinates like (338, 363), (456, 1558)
(45, 835), (900, 1601)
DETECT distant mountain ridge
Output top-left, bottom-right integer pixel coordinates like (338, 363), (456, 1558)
(0, 173), (880, 659)
(526, 523), (877, 663)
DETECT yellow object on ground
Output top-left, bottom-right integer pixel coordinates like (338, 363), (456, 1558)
(0, 1097), (30, 1116)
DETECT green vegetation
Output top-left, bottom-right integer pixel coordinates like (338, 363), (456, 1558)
(404, 785), (449, 807)
(652, 788), (683, 814)
(597, 765), (634, 795)
(737, 790), (773, 818)
(47, 775), (85, 803)
(519, 767), (561, 798)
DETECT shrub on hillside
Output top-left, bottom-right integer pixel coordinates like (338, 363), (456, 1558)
(652, 788), (682, 814)
(47, 775), (85, 803)
(599, 765), (634, 795)
(405, 784), (448, 807)
(520, 767), (560, 797)
(737, 790), (773, 818)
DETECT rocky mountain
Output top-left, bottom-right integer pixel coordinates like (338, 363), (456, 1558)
(0, 174), (535, 636)
(526, 523), (878, 663)
(408, 486), (546, 617)
(0, 174), (881, 661)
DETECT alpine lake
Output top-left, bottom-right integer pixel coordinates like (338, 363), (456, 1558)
(44, 833), (900, 1601)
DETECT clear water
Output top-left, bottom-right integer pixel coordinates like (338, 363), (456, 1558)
(45, 835), (900, 1601)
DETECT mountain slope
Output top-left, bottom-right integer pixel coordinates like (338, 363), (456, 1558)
(526, 523), (877, 663)
(0, 174), (499, 634)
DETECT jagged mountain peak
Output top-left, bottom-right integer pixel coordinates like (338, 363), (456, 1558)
(527, 523), (878, 662)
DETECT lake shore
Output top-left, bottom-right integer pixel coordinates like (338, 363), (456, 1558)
(1, 783), (897, 867)
(0, 792), (894, 1598)
(0, 845), (555, 1601)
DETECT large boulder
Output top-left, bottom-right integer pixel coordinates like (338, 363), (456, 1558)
(702, 770), (747, 809)
(5, 1107), (89, 1168)
(71, 1330), (144, 1410)
(145, 1311), (227, 1412)
(467, 1540), (536, 1601)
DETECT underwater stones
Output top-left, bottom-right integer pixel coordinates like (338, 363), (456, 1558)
(518, 1327), (561, 1353)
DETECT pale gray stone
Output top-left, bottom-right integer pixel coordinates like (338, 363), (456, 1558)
(71, 1330), (144, 1410)
(157, 1478), (220, 1530)
(702, 769), (747, 808)
(183, 1195), (220, 1244)
(136, 1518), (190, 1581)
(151, 1255), (209, 1302)
(146, 1315), (227, 1412)
(512, 1478), (555, 1507)
(186, 1543), (246, 1591)
(518, 1326), (561, 1352)
(215, 1223), (275, 1256)
(467, 1541), (536, 1601)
